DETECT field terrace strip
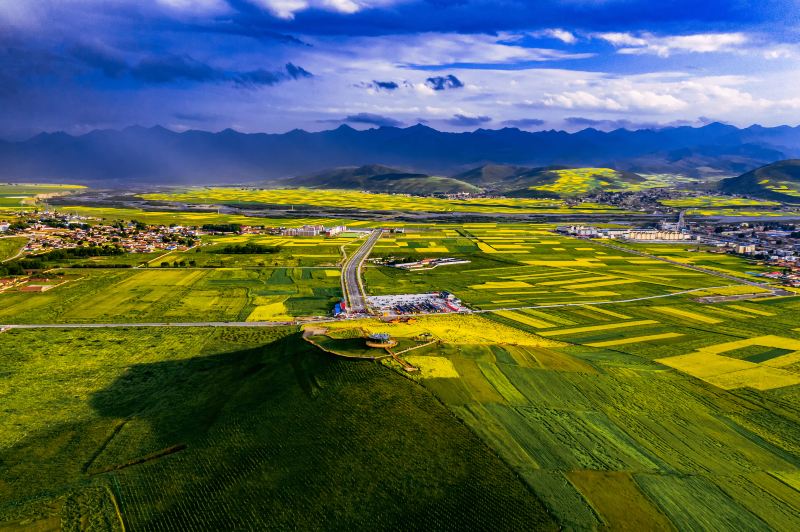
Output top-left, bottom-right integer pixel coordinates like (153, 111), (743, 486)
(138, 187), (629, 215)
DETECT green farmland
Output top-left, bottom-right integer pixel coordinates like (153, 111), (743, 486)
(2, 218), (800, 530)
(365, 224), (772, 309)
(0, 327), (554, 530)
(0, 267), (342, 323)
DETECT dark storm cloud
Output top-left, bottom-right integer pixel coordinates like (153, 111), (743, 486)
(234, 63), (312, 87)
(173, 111), (223, 122)
(502, 118), (545, 128)
(132, 55), (220, 83)
(234, 0), (785, 36)
(373, 80), (399, 90)
(70, 43), (128, 78)
(355, 80), (405, 91)
(425, 75), (463, 91)
(285, 63), (313, 79)
(344, 113), (404, 127)
(445, 114), (491, 127)
(69, 45), (313, 87)
(0, 1), (794, 136)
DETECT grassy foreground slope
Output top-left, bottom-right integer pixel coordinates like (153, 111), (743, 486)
(0, 237), (26, 262)
(719, 159), (800, 202)
(323, 293), (800, 530)
(0, 327), (555, 530)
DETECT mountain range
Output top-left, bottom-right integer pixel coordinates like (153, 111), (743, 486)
(1, 123), (800, 185)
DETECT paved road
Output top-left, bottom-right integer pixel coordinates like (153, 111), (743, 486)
(1, 321), (300, 329)
(341, 229), (382, 314)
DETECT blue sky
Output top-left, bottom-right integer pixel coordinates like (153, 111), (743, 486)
(1, 0), (798, 138)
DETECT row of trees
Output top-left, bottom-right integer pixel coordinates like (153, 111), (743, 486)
(213, 242), (279, 254)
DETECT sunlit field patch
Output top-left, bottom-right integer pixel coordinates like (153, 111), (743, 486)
(139, 187), (632, 214)
(657, 335), (800, 390)
(324, 315), (564, 347)
(538, 320), (658, 337)
(585, 332), (684, 347)
(404, 356), (460, 379)
(652, 306), (723, 324)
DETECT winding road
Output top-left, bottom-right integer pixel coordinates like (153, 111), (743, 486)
(341, 229), (382, 314)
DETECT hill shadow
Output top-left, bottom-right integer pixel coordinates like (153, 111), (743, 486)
(2, 332), (556, 530)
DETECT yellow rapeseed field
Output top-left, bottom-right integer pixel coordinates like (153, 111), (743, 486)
(538, 319), (658, 337)
(493, 310), (555, 328)
(325, 315), (563, 346)
(586, 332), (684, 348)
(246, 298), (293, 321)
(652, 306), (722, 324)
(404, 356), (460, 378)
(656, 335), (800, 390)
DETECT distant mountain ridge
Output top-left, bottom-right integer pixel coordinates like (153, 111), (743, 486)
(719, 160), (800, 203)
(1, 123), (800, 184)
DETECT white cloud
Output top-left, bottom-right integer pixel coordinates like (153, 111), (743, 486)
(596, 32), (748, 57)
(306, 32), (593, 67)
(537, 88), (687, 113)
(156, 0), (228, 10)
(249, 0), (405, 19)
(531, 28), (578, 44)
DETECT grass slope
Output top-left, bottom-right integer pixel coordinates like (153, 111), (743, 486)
(505, 167), (645, 197)
(0, 327), (555, 530)
(0, 237), (26, 261)
(719, 159), (800, 202)
(290, 164), (481, 195)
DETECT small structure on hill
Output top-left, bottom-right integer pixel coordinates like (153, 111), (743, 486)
(366, 333), (397, 348)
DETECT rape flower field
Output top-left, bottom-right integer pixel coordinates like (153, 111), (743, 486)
(2, 213), (800, 530)
(139, 187), (627, 214)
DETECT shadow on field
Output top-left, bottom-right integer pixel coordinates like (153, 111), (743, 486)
(3, 332), (556, 530)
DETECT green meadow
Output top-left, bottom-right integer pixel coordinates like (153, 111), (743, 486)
(2, 212), (799, 530)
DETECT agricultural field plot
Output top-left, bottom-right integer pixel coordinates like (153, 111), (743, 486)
(140, 187), (628, 214)
(51, 204), (370, 228)
(0, 183), (84, 209)
(609, 240), (772, 278)
(365, 224), (749, 310)
(528, 168), (641, 196)
(0, 266), (342, 323)
(0, 327), (555, 530)
(630, 173), (700, 190)
(507, 295), (800, 382)
(687, 208), (799, 217)
(660, 195), (782, 208)
(342, 310), (800, 529)
(320, 307), (800, 530)
(654, 192), (798, 217)
(370, 227), (477, 256)
(760, 178), (800, 198)
(158, 233), (355, 268)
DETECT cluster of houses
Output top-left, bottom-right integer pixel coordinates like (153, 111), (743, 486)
(21, 223), (199, 255)
(557, 225), (693, 242)
(280, 224), (349, 237)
